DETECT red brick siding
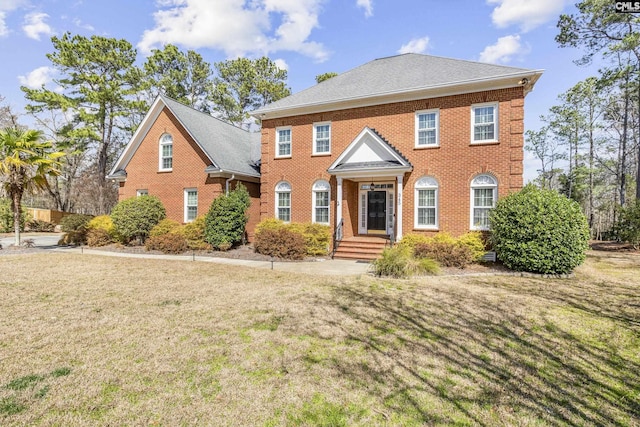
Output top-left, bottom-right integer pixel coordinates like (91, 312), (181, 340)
(260, 87), (525, 238)
(118, 107), (261, 241)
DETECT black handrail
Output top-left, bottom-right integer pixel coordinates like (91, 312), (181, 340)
(331, 219), (343, 258)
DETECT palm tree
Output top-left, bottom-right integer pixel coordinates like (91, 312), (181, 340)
(0, 127), (64, 246)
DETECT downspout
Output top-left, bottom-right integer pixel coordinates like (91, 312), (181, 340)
(225, 174), (235, 195)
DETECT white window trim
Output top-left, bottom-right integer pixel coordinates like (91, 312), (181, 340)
(136, 189), (148, 197)
(312, 122), (331, 155)
(275, 126), (292, 158)
(159, 133), (173, 171)
(275, 181), (292, 223)
(415, 109), (440, 148)
(470, 174), (497, 231)
(470, 102), (499, 144)
(184, 188), (198, 223)
(312, 180), (330, 224)
(414, 177), (439, 230)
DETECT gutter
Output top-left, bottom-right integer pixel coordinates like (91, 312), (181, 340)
(225, 174), (235, 196)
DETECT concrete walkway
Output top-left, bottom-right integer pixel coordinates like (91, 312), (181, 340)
(56, 247), (373, 276)
(2, 233), (373, 276)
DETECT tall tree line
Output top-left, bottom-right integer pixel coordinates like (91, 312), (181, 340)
(19, 33), (291, 215)
(527, 0), (639, 238)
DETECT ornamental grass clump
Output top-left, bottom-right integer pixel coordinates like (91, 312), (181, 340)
(372, 246), (439, 278)
(490, 185), (589, 275)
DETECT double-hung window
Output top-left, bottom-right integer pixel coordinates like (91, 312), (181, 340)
(470, 174), (497, 230)
(471, 103), (498, 143)
(159, 133), (173, 170)
(136, 189), (149, 197)
(312, 180), (330, 224)
(414, 176), (438, 229)
(276, 127), (292, 158)
(275, 181), (291, 222)
(415, 110), (439, 147)
(313, 123), (331, 154)
(184, 188), (198, 223)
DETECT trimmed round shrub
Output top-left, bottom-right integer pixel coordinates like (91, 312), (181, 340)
(111, 195), (166, 243)
(204, 183), (250, 249)
(86, 228), (113, 247)
(145, 233), (189, 254)
(490, 185), (589, 274)
(60, 214), (93, 232)
(149, 219), (181, 237)
(254, 228), (306, 260)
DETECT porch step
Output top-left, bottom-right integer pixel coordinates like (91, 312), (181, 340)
(333, 236), (389, 261)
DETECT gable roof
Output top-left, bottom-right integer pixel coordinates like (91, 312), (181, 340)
(328, 127), (412, 178)
(253, 53), (543, 120)
(108, 95), (260, 180)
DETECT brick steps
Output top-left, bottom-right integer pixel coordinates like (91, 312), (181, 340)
(333, 236), (389, 261)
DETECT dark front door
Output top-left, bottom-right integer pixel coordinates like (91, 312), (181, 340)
(367, 191), (386, 231)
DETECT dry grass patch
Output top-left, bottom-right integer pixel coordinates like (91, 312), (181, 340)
(0, 252), (638, 426)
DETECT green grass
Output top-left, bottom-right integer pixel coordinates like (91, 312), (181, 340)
(0, 251), (638, 425)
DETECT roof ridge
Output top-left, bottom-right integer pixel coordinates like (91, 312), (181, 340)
(160, 94), (254, 134)
(368, 127), (411, 166)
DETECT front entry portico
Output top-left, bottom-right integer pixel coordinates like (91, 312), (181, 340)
(329, 127), (412, 243)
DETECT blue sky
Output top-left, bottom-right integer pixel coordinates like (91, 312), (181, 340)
(0, 0), (603, 180)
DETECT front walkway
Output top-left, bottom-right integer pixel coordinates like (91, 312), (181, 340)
(55, 247), (373, 276)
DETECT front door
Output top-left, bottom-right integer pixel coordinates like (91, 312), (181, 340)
(367, 191), (386, 232)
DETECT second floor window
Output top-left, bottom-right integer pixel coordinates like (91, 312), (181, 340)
(313, 123), (331, 154)
(472, 104), (498, 143)
(276, 127), (292, 157)
(416, 110), (439, 147)
(159, 133), (173, 170)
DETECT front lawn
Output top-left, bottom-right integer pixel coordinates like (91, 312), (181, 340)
(0, 252), (638, 426)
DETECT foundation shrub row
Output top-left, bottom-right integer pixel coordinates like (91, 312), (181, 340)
(254, 218), (331, 259)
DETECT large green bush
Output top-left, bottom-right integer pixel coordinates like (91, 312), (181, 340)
(0, 198), (29, 232)
(615, 200), (640, 249)
(490, 185), (589, 274)
(204, 184), (250, 249)
(111, 195), (166, 243)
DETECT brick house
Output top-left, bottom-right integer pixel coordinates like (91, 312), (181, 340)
(252, 54), (542, 258)
(107, 95), (262, 240)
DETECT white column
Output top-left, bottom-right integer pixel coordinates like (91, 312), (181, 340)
(336, 177), (343, 241)
(396, 174), (403, 241)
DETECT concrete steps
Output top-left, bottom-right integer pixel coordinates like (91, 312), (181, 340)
(333, 236), (389, 261)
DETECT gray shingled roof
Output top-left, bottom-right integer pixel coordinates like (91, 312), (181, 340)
(253, 53), (541, 116)
(161, 95), (261, 177)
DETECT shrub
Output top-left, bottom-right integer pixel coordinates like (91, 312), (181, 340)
(615, 200), (640, 249)
(255, 218), (286, 234)
(87, 215), (114, 233)
(396, 233), (430, 251)
(176, 216), (210, 250)
(204, 184), (250, 249)
(86, 228), (113, 247)
(414, 241), (474, 268)
(150, 219), (181, 237)
(254, 228), (307, 260)
(372, 246), (439, 278)
(111, 195), (166, 243)
(26, 219), (55, 232)
(58, 230), (87, 246)
(0, 198), (30, 232)
(145, 233), (189, 254)
(60, 214), (93, 232)
(490, 185), (590, 274)
(457, 231), (487, 261)
(300, 223), (331, 256)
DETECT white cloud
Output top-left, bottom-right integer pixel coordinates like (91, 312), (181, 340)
(479, 34), (530, 64)
(18, 66), (54, 88)
(138, 0), (329, 62)
(0, 0), (27, 37)
(73, 18), (94, 31)
(273, 58), (288, 71)
(488, 0), (570, 32)
(357, 0), (373, 17)
(23, 12), (53, 40)
(398, 36), (430, 55)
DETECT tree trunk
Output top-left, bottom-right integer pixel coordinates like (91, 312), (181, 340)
(12, 190), (22, 246)
(620, 72), (630, 207)
(636, 65), (640, 200)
